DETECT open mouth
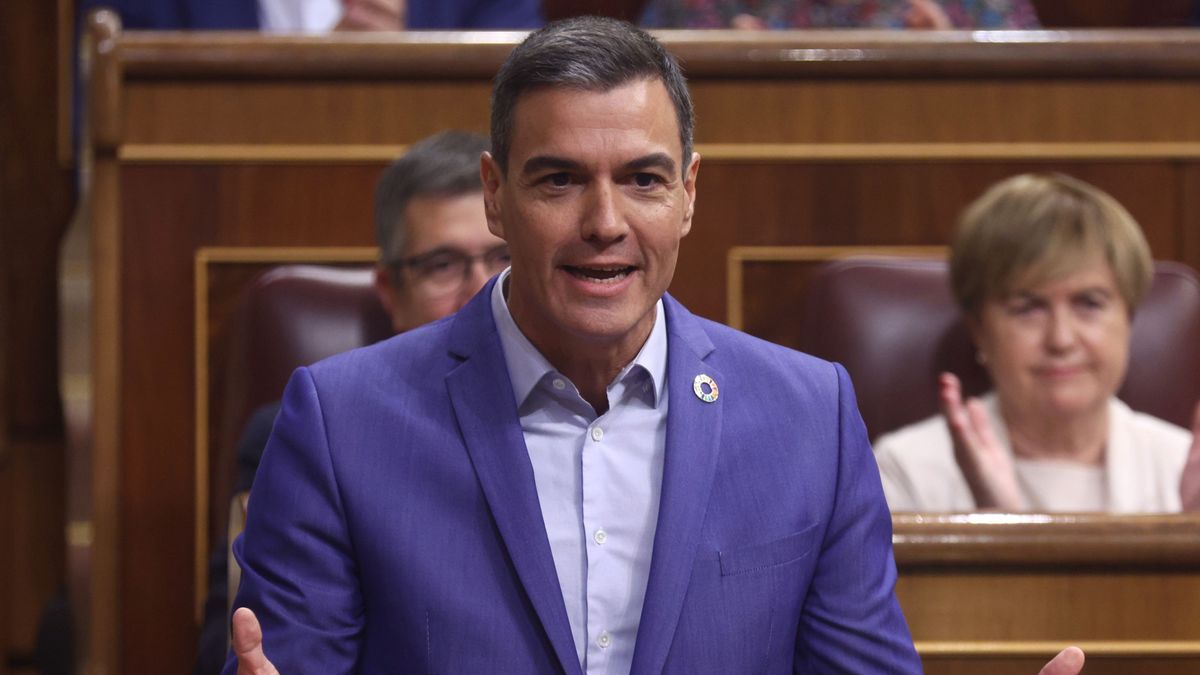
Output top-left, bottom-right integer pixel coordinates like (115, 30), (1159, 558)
(562, 265), (637, 284)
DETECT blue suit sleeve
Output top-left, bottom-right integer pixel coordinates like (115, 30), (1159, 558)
(222, 368), (363, 674)
(793, 364), (923, 673)
(407, 0), (543, 29)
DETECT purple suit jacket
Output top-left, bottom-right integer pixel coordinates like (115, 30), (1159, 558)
(225, 279), (920, 673)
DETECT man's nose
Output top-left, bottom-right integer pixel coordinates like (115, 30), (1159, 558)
(580, 182), (628, 242)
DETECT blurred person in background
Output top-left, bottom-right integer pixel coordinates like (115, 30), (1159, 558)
(78, 0), (542, 31)
(194, 131), (508, 674)
(640, 0), (1038, 30)
(874, 173), (1200, 513)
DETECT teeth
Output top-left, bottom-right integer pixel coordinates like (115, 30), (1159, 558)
(565, 265), (633, 283)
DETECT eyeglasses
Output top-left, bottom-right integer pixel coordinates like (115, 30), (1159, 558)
(387, 244), (511, 294)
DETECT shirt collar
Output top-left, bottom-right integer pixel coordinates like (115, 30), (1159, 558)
(491, 268), (668, 410)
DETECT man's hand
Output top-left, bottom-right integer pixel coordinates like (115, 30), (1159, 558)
(1039, 646), (1085, 675)
(940, 372), (1024, 510)
(1179, 401), (1200, 511)
(904, 0), (953, 29)
(730, 14), (767, 30)
(335, 0), (404, 31)
(232, 607), (279, 675)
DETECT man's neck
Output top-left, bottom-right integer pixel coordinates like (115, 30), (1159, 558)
(503, 276), (655, 415)
(539, 331), (652, 415)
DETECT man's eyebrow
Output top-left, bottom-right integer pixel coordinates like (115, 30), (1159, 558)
(625, 153), (677, 175)
(521, 155), (583, 175)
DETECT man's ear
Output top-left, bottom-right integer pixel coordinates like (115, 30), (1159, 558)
(680, 152), (700, 238)
(481, 151), (505, 239)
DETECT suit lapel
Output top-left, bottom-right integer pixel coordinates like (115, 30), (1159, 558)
(631, 297), (723, 675)
(445, 281), (582, 675)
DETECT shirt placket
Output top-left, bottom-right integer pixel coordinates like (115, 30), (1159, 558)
(581, 378), (634, 673)
(582, 412), (608, 671)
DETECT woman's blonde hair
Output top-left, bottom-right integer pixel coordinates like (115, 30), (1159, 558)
(950, 173), (1153, 316)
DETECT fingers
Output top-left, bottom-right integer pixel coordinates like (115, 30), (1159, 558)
(965, 397), (1000, 450)
(939, 372), (978, 447)
(336, 0), (403, 30)
(730, 14), (767, 30)
(1038, 646), (1085, 675)
(232, 607), (279, 675)
(904, 0), (953, 29)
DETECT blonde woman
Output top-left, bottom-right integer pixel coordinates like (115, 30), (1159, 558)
(875, 174), (1200, 512)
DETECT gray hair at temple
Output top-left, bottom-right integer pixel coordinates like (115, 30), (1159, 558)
(374, 131), (490, 265)
(489, 16), (694, 175)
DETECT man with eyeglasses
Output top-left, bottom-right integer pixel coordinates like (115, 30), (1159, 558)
(225, 18), (1084, 675)
(372, 130), (510, 333)
(196, 130), (506, 675)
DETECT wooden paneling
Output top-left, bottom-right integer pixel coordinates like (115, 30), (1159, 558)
(0, 0), (74, 672)
(896, 514), (1200, 674)
(688, 160), (1185, 324)
(1184, 165), (1200, 274)
(79, 21), (1200, 673)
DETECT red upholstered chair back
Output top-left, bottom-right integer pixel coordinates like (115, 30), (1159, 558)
(213, 265), (393, 540)
(799, 257), (1200, 440)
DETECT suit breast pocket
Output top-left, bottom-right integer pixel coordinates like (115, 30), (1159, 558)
(719, 523), (818, 577)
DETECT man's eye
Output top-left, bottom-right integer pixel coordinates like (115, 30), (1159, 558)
(545, 173), (570, 187)
(633, 173), (661, 188)
(417, 256), (457, 274)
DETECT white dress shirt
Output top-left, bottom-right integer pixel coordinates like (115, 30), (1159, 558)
(257, 0), (342, 33)
(491, 270), (669, 674)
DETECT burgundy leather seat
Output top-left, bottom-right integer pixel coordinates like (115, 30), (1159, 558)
(800, 257), (1200, 440)
(214, 265), (393, 540)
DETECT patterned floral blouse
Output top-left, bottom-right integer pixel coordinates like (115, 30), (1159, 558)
(640, 0), (1041, 29)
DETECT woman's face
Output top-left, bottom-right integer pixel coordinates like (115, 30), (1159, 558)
(972, 256), (1131, 421)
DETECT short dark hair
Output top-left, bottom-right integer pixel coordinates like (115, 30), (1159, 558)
(374, 131), (489, 263)
(490, 16), (694, 175)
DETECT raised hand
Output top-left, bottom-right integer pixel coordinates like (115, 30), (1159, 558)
(730, 14), (767, 30)
(904, 0), (953, 29)
(335, 0), (404, 31)
(1179, 401), (1200, 511)
(1038, 646), (1085, 675)
(939, 372), (1024, 511)
(232, 607), (279, 675)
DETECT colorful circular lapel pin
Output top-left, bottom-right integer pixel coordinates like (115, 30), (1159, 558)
(693, 374), (719, 403)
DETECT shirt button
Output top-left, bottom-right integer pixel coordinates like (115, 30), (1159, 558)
(552, 378), (566, 390)
(590, 426), (604, 442)
(594, 529), (607, 545)
(597, 631), (611, 649)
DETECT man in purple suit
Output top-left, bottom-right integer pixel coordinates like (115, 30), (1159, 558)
(226, 17), (1083, 675)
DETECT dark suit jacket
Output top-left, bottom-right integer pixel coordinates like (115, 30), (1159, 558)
(79, 0), (542, 29)
(225, 279), (920, 673)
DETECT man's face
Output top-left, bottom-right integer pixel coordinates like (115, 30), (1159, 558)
(482, 78), (699, 358)
(375, 191), (508, 332)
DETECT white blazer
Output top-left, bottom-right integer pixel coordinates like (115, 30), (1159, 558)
(873, 394), (1191, 513)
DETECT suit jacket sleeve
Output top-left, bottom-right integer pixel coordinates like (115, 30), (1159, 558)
(793, 364), (922, 673)
(222, 368), (363, 674)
